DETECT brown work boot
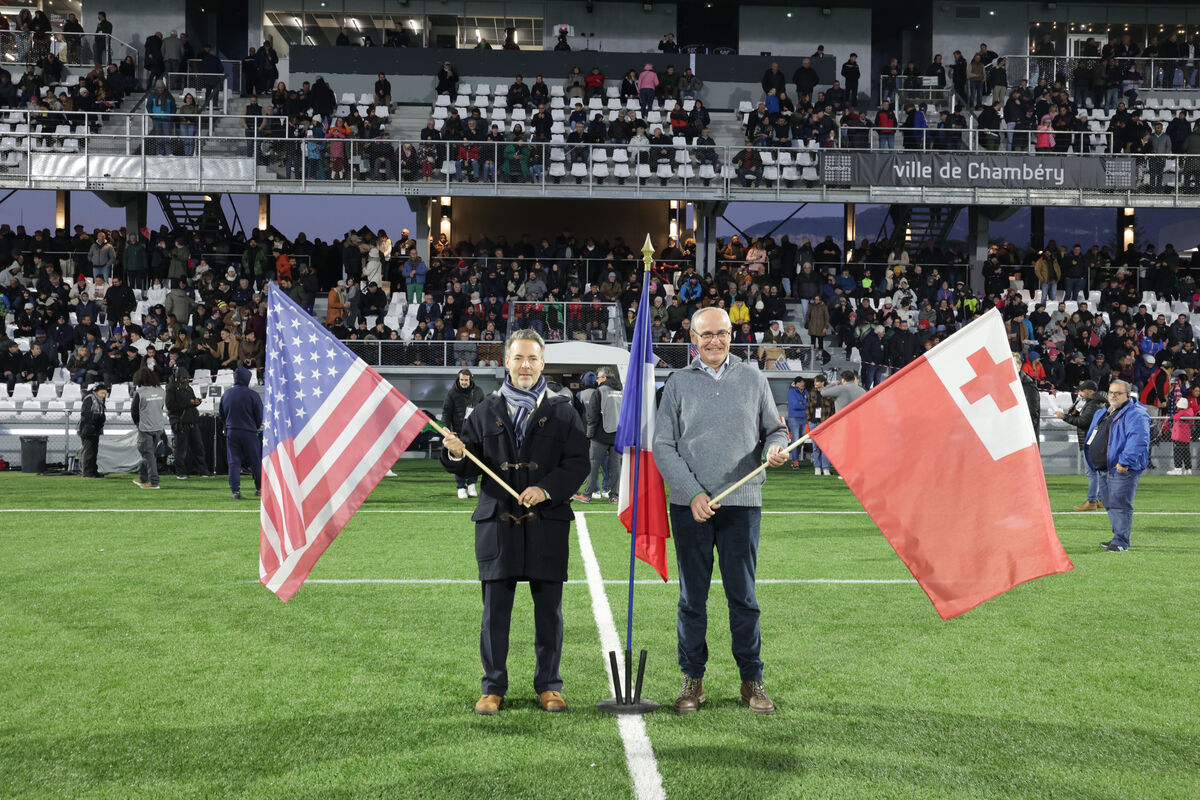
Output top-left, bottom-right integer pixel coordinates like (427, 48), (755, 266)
(673, 676), (706, 713)
(740, 680), (776, 715)
(538, 690), (566, 712)
(474, 694), (502, 715)
(1096, 500), (1104, 509)
(1073, 500), (1098, 511)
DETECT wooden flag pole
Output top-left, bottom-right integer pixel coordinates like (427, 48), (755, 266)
(426, 418), (525, 503)
(709, 434), (811, 505)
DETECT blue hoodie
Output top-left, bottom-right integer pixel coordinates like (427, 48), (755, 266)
(219, 366), (264, 433)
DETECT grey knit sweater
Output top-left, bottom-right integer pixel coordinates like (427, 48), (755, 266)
(653, 355), (788, 507)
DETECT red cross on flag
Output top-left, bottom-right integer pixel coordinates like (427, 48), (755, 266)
(809, 308), (1073, 619)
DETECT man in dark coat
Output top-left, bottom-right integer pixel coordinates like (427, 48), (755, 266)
(441, 368), (486, 500)
(77, 382), (108, 478)
(166, 367), (210, 478)
(441, 330), (589, 716)
(1056, 380), (1107, 511)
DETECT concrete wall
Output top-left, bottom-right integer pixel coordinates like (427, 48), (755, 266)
(738, 6), (873, 107)
(81, 0), (186, 58)
(542, 1), (674, 54)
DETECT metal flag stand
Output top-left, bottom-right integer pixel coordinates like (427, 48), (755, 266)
(597, 234), (661, 716)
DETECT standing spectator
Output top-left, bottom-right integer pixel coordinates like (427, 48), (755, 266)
(637, 63), (659, 117)
(1085, 379), (1151, 551)
(94, 11), (112, 67)
(761, 61), (787, 97)
(575, 366), (622, 504)
(404, 248), (426, 304)
(1057, 380), (1108, 509)
(859, 325), (887, 388)
(78, 382), (108, 478)
(219, 366), (263, 500)
(162, 30), (183, 75)
(441, 368), (485, 499)
(792, 58), (820, 99)
(131, 368), (167, 489)
(88, 230), (115, 281)
(786, 376), (808, 469)
(841, 53), (861, 104)
(166, 367), (209, 479)
(652, 307), (788, 715)
(874, 100), (897, 149)
(1168, 382), (1199, 475)
(807, 374), (833, 475)
(805, 294), (830, 355)
(146, 84), (177, 156)
(144, 31), (164, 86)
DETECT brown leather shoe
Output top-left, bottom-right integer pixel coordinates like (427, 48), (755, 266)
(673, 676), (706, 713)
(740, 680), (775, 715)
(1096, 500), (1104, 509)
(538, 690), (566, 712)
(474, 694), (502, 715)
(1073, 501), (1098, 511)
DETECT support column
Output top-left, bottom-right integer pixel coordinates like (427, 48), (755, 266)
(55, 191), (71, 232)
(967, 206), (990, 292)
(409, 196), (432, 263)
(258, 194), (271, 232)
(1030, 206), (1045, 251)
(843, 203), (856, 253)
(124, 193), (148, 235)
(692, 200), (726, 277)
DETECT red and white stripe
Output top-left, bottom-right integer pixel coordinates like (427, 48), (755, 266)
(259, 360), (428, 601)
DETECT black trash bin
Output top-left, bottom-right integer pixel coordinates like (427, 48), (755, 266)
(20, 436), (48, 474)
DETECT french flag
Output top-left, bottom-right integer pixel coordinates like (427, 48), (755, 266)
(615, 269), (670, 581)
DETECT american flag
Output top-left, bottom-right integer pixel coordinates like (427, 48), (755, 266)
(260, 287), (429, 601)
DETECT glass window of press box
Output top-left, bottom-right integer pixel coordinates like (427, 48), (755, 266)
(263, 3), (544, 58)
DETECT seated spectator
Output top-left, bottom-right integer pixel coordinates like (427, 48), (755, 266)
(678, 67), (702, 101)
(506, 75), (531, 111)
(436, 61), (459, 99)
(732, 139), (763, 187)
(584, 66), (605, 101)
(374, 73), (391, 107)
(565, 66), (585, 102)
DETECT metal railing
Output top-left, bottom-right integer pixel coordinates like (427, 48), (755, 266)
(0, 31), (139, 68)
(1002, 54), (1200, 95)
(0, 127), (1193, 201)
(506, 300), (624, 344)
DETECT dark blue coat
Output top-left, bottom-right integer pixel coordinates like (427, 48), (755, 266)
(441, 391), (589, 582)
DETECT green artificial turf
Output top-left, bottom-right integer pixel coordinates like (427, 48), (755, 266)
(1, 466), (1198, 799)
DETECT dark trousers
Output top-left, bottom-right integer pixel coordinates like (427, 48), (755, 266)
(80, 434), (100, 477)
(670, 503), (763, 682)
(172, 421), (208, 475)
(480, 578), (563, 696)
(226, 428), (262, 493)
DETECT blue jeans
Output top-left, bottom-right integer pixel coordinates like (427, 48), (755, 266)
(670, 503), (763, 681)
(1082, 446), (1100, 502)
(878, 132), (894, 149)
(152, 118), (172, 155)
(1040, 281), (1057, 304)
(1098, 469), (1141, 548)
(787, 418), (805, 464)
(584, 440), (620, 496)
(809, 419), (830, 470)
(861, 363), (884, 390)
(639, 87), (656, 116)
(1064, 277), (1085, 302)
(180, 123), (197, 156)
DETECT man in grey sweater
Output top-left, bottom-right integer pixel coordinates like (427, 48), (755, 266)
(653, 307), (788, 716)
(822, 370), (867, 412)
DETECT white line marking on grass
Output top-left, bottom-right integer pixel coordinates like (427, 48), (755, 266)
(575, 511), (666, 800)
(10, 508), (1200, 517)
(299, 578), (914, 585)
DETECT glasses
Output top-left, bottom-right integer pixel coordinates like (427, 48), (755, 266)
(1109, 391), (1127, 396)
(695, 330), (732, 342)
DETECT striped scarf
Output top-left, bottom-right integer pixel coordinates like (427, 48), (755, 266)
(500, 374), (546, 448)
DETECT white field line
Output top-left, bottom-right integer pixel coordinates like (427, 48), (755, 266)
(300, 578), (914, 585)
(575, 511), (666, 800)
(7, 508), (1200, 516)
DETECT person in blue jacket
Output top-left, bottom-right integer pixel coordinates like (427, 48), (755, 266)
(219, 366), (264, 500)
(1083, 379), (1151, 552)
(786, 375), (808, 469)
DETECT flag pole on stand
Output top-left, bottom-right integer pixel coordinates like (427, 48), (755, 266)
(597, 234), (668, 715)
